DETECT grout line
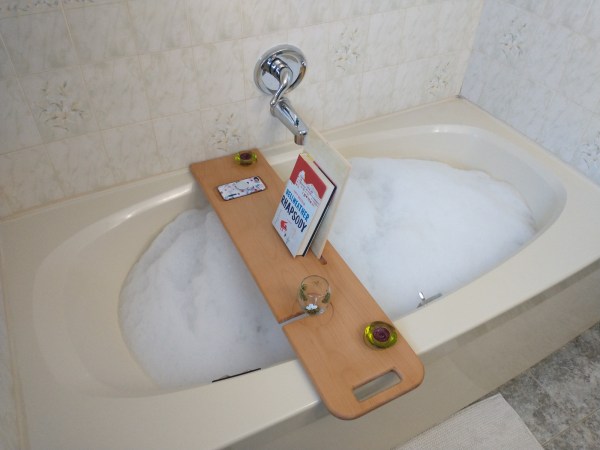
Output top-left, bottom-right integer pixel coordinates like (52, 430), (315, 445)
(549, 404), (600, 442)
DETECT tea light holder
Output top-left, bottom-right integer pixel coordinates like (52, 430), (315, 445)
(363, 321), (398, 349)
(234, 150), (258, 166)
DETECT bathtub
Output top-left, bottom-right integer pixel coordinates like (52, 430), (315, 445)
(2, 98), (600, 449)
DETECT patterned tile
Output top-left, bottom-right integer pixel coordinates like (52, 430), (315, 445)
(327, 17), (369, 79)
(200, 101), (248, 157)
(573, 114), (600, 185)
(0, 0), (60, 18)
(20, 67), (97, 142)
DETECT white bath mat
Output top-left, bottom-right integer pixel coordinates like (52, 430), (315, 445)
(394, 394), (542, 450)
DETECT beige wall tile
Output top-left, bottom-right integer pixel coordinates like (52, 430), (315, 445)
(200, 101), (248, 156)
(46, 132), (115, 196)
(328, 17), (369, 79)
(20, 67), (97, 142)
(187, 0), (243, 44)
(103, 121), (164, 183)
(240, 0), (291, 38)
(82, 57), (150, 129)
(0, 146), (65, 215)
(0, 11), (77, 75)
(0, 0), (60, 18)
(322, 73), (361, 128)
(0, 77), (42, 154)
(152, 111), (206, 171)
(62, 0), (120, 8)
(66, 3), (137, 64)
(0, 41), (14, 79)
(194, 41), (245, 107)
(365, 10), (406, 70)
(129, 0), (190, 52)
(140, 48), (201, 117)
(0, 144), (64, 216)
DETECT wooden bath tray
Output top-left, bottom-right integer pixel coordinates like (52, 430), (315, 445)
(190, 150), (424, 419)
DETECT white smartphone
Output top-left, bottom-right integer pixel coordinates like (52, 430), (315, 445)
(217, 176), (267, 201)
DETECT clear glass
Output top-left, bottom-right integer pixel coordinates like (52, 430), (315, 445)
(297, 275), (331, 315)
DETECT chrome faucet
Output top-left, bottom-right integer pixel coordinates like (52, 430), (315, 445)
(255, 45), (309, 146)
(271, 97), (309, 145)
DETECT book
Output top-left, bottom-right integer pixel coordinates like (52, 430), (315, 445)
(300, 130), (351, 258)
(272, 153), (336, 257)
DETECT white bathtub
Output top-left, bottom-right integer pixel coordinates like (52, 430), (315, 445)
(2, 98), (600, 449)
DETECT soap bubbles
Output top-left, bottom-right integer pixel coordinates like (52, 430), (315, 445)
(120, 157), (535, 389)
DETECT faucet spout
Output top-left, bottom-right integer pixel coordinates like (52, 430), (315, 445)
(270, 96), (309, 146)
(254, 45), (309, 146)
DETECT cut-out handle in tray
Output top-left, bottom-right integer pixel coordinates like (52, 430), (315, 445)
(283, 297), (424, 420)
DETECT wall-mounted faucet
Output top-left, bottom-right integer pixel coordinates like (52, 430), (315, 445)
(254, 45), (309, 145)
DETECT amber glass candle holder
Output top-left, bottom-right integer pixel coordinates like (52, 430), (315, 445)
(234, 150), (258, 166)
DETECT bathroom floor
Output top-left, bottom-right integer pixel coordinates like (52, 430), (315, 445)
(490, 321), (600, 449)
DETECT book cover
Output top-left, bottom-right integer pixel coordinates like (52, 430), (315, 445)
(272, 153), (336, 256)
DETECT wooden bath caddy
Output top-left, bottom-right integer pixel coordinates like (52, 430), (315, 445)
(190, 150), (424, 419)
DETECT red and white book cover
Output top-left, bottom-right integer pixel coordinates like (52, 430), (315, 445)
(272, 153), (335, 256)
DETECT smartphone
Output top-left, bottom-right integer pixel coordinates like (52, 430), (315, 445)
(217, 176), (267, 201)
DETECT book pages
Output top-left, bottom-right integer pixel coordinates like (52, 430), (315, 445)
(303, 129), (351, 258)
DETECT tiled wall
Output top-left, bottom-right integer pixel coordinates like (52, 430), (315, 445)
(0, 0), (483, 218)
(462, 0), (600, 185)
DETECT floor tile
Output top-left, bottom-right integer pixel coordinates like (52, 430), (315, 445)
(497, 372), (571, 444)
(473, 322), (600, 450)
(528, 324), (600, 423)
(543, 408), (600, 450)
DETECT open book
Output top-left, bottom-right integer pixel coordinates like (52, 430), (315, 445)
(272, 153), (336, 257)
